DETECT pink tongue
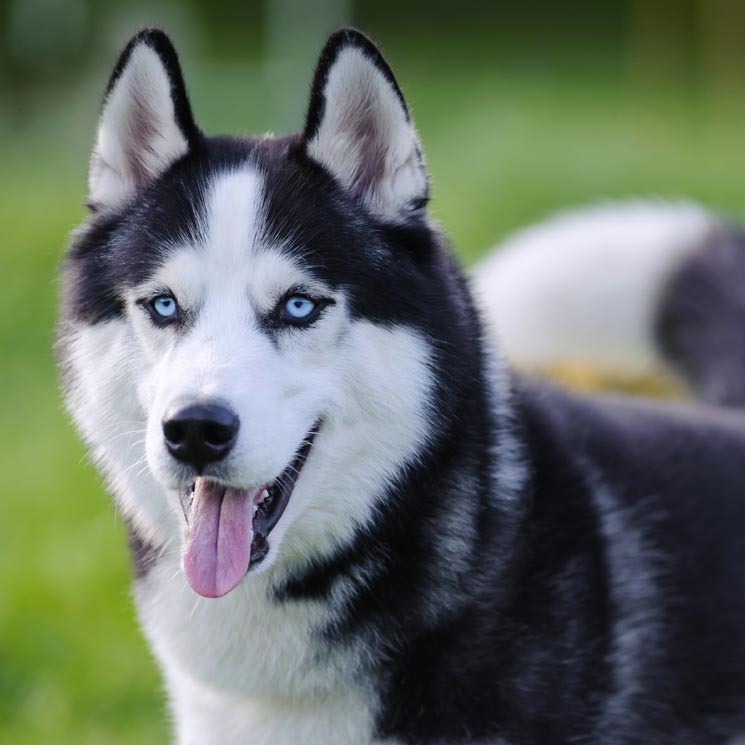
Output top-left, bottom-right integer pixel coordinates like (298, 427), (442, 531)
(183, 480), (261, 598)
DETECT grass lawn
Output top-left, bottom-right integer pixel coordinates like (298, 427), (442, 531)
(2, 29), (745, 743)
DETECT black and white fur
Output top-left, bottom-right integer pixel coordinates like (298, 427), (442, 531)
(58, 28), (745, 744)
(474, 202), (745, 406)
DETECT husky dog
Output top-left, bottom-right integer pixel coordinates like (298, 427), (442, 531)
(474, 202), (745, 405)
(58, 28), (745, 745)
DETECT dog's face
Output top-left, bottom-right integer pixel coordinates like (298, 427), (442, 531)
(59, 29), (465, 597)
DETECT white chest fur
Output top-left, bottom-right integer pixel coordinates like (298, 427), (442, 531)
(135, 554), (387, 745)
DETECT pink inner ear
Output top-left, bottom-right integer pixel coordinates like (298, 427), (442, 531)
(124, 96), (160, 188)
(341, 102), (389, 201)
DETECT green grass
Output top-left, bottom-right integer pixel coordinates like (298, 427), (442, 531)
(3, 30), (745, 743)
(0, 170), (167, 744)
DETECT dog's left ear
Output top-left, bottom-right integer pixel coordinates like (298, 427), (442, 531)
(304, 29), (429, 223)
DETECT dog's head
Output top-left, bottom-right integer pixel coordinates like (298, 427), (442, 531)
(59, 29), (472, 597)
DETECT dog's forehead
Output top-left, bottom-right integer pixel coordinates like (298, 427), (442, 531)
(203, 166), (264, 259)
(150, 163), (324, 304)
(160, 135), (369, 280)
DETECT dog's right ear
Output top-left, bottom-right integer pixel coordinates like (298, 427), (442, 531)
(88, 29), (199, 212)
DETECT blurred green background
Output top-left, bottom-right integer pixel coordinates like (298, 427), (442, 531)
(3, 0), (745, 742)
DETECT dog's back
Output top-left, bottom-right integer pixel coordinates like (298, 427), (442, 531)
(511, 382), (745, 741)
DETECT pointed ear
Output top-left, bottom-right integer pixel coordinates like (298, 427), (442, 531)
(303, 29), (429, 223)
(88, 29), (199, 212)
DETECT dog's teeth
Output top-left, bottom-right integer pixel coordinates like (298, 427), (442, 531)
(259, 489), (269, 503)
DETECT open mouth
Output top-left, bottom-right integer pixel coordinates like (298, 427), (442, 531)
(180, 424), (319, 598)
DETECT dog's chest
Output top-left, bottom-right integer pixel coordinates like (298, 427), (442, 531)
(135, 557), (386, 744)
(136, 556), (350, 699)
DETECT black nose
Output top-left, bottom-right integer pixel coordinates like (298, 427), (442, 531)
(162, 400), (239, 471)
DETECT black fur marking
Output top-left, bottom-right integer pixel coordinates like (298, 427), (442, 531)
(523, 385), (745, 742)
(655, 224), (745, 407)
(303, 28), (410, 143)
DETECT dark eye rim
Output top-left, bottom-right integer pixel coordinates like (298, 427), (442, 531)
(136, 292), (182, 327)
(275, 289), (335, 328)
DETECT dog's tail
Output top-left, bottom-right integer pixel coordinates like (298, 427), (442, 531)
(471, 201), (745, 406)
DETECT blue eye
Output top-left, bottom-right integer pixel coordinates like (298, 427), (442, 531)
(284, 295), (316, 321)
(152, 295), (178, 319)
